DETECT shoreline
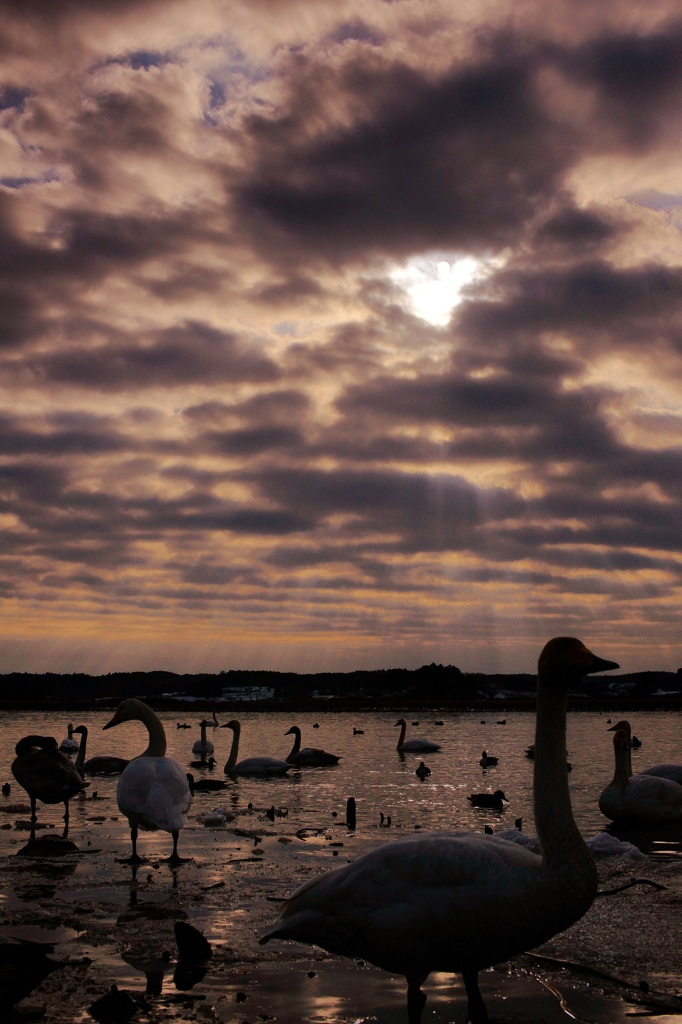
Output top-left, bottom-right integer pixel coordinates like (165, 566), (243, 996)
(1, 695), (681, 712)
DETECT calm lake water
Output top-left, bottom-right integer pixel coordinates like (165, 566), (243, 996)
(1, 706), (680, 854)
(1, 706), (681, 1024)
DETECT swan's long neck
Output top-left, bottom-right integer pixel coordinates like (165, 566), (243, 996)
(74, 728), (87, 773)
(533, 681), (592, 877)
(610, 740), (631, 791)
(224, 724), (240, 769)
(396, 720), (406, 750)
(141, 708), (167, 757)
(200, 722), (207, 743)
(288, 728), (301, 757)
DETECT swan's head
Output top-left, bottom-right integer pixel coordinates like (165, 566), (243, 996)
(611, 729), (631, 752)
(15, 735), (58, 756)
(394, 718), (407, 728)
(284, 726), (300, 736)
(103, 698), (152, 730)
(221, 720), (239, 732)
(607, 719), (631, 735)
(538, 638), (618, 686)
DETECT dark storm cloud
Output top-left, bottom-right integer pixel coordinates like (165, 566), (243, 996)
(247, 465), (522, 551)
(232, 43), (573, 263)
(456, 260), (682, 354)
(16, 321), (280, 389)
(558, 23), (682, 148)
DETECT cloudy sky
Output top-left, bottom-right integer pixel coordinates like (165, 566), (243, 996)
(1, 0), (681, 676)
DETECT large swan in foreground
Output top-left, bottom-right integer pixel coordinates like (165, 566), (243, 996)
(192, 720), (215, 758)
(103, 699), (193, 863)
(261, 637), (618, 1024)
(394, 718), (441, 753)
(608, 720), (682, 785)
(222, 720), (293, 777)
(72, 725), (129, 776)
(599, 728), (682, 824)
(11, 735), (89, 828)
(284, 726), (341, 767)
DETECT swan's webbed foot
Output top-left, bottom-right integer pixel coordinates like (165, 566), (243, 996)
(163, 853), (191, 865)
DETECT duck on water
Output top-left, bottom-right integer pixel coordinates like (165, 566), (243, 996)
(261, 637), (619, 1024)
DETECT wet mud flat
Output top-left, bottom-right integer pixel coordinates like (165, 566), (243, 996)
(1, 797), (681, 1024)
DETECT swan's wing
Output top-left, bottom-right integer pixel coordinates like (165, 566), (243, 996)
(261, 835), (545, 971)
(638, 763), (682, 785)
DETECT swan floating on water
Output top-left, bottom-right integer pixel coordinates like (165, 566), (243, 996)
(11, 734), (89, 828)
(103, 698), (193, 863)
(285, 726), (341, 767)
(261, 637), (618, 1024)
(222, 720), (293, 777)
(608, 720), (682, 785)
(394, 718), (441, 753)
(71, 725), (129, 776)
(192, 720), (215, 758)
(599, 728), (682, 824)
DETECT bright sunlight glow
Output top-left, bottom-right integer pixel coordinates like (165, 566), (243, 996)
(390, 254), (484, 326)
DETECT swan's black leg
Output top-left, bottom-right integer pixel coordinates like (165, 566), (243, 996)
(463, 970), (488, 1023)
(119, 823), (143, 864)
(30, 797), (37, 822)
(164, 830), (190, 864)
(406, 976), (427, 1024)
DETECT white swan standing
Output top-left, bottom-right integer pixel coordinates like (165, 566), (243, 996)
(59, 723), (79, 753)
(11, 734), (89, 828)
(72, 725), (129, 776)
(103, 699), (193, 863)
(599, 728), (682, 824)
(394, 718), (441, 753)
(192, 720), (215, 758)
(284, 726), (341, 767)
(222, 720), (293, 777)
(608, 719), (682, 785)
(261, 637), (618, 1024)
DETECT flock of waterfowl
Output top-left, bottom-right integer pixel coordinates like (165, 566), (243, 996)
(5, 637), (682, 1024)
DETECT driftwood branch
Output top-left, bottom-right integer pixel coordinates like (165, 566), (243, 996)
(596, 876), (667, 896)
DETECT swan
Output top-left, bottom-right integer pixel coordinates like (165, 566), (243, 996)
(209, 711), (220, 728)
(222, 720), (293, 777)
(11, 734), (89, 827)
(71, 725), (129, 776)
(192, 720), (215, 758)
(599, 729), (682, 824)
(103, 699), (193, 863)
(59, 724), (79, 753)
(261, 637), (618, 1024)
(608, 720), (682, 785)
(284, 726), (341, 767)
(394, 718), (441, 753)
(479, 751), (498, 768)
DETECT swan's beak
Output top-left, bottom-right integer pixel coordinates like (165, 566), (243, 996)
(102, 711), (121, 731)
(586, 653), (619, 674)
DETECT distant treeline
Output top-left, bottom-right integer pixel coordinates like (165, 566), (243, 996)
(0, 662), (680, 709)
